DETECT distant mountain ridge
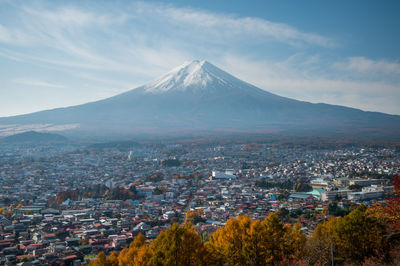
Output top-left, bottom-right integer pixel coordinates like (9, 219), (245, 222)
(1, 131), (67, 143)
(0, 60), (399, 138)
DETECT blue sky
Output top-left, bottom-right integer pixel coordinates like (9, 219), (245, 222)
(1, 0), (400, 116)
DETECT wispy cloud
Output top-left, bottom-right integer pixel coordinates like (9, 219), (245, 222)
(0, 24), (32, 44)
(0, 1), (335, 74)
(23, 6), (127, 29)
(0, 1), (398, 116)
(136, 2), (335, 48)
(219, 55), (400, 114)
(13, 78), (65, 88)
(334, 56), (400, 76)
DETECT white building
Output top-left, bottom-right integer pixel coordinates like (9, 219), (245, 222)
(321, 190), (351, 201)
(348, 190), (384, 201)
(211, 169), (236, 180)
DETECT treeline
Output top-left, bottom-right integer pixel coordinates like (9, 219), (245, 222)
(89, 214), (305, 266)
(161, 159), (181, 167)
(106, 186), (137, 201)
(89, 176), (400, 265)
(163, 134), (400, 149)
(255, 180), (294, 190)
(255, 180), (312, 192)
(54, 184), (138, 204)
(349, 170), (393, 180)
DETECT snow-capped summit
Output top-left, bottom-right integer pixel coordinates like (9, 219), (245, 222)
(143, 60), (230, 93)
(1, 60), (399, 138)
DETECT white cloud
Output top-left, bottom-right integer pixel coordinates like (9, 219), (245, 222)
(0, 2), (333, 76)
(13, 78), (65, 88)
(334, 56), (400, 76)
(0, 24), (10, 42)
(135, 2), (335, 48)
(0, 24), (32, 45)
(0, 1), (398, 117)
(219, 55), (400, 115)
(23, 6), (127, 29)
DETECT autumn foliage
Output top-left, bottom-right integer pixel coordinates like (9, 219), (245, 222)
(89, 176), (400, 265)
(90, 215), (306, 266)
(307, 205), (387, 264)
(206, 214), (305, 265)
(118, 233), (152, 266)
(370, 175), (400, 232)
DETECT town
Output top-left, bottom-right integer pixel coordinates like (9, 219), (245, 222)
(0, 140), (398, 265)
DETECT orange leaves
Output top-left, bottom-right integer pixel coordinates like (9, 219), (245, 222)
(149, 223), (206, 265)
(308, 205), (386, 264)
(368, 175), (400, 233)
(393, 175), (400, 195)
(117, 233), (152, 266)
(88, 185), (400, 266)
(384, 175), (400, 231)
(206, 214), (306, 265)
(184, 209), (204, 224)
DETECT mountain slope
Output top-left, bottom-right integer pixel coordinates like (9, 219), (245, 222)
(1, 131), (67, 143)
(0, 60), (399, 138)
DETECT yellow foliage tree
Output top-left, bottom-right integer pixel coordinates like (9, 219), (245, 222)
(307, 205), (385, 264)
(184, 209), (204, 224)
(89, 251), (118, 266)
(89, 251), (107, 266)
(207, 214), (306, 265)
(207, 215), (251, 265)
(284, 223), (307, 262)
(149, 223), (207, 265)
(118, 233), (152, 266)
(108, 251), (119, 266)
(335, 204), (385, 262)
(306, 216), (339, 265)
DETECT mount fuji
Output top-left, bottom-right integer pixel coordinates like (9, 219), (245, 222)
(1, 60), (400, 138)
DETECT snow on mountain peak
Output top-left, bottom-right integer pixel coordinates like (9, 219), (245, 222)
(143, 60), (228, 93)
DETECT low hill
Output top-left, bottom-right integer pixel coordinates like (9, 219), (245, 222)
(1, 131), (68, 143)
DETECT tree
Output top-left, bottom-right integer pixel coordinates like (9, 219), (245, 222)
(162, 159), (181, 167)
(134, 245), (153, 266)
(306, 217), (339, 265)
(335, 205), (385, 262)
(261, 213), (290, 264)
(348, 184), (363, 191)
(89, 251), (107, 266)
(108, 251), (119, 266)
(307, 205), (385, 264)
(371, 175), (400, 232)
(366, 175), (400, 262)
(185, 209), (205, 225)
(149, 223), (206, 266)
(89, 251), (119, 266)
(118, 233), (152, 266)
(285, 223), (307, 262)
(206, 215), (251, 265)
(206, 214), (306, 265)
(296, 182), (312, 192)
